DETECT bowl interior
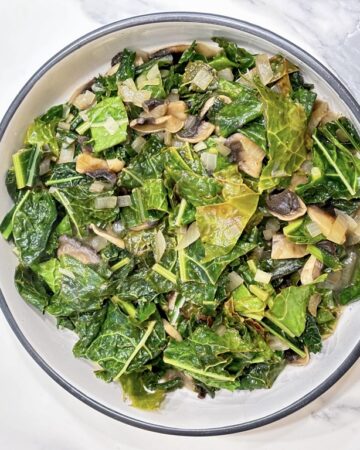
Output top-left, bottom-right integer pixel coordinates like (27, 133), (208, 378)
(0, 16), (359, 434)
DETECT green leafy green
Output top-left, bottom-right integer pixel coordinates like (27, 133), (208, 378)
(12, 191), (57, 265)
(255, 78), (307, 191)
(266, 285), (314, 337)
(87, 97), (128, 152)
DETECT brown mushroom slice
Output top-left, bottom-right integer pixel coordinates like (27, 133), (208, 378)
(176, 120), (215, 143)
(308, 100), (329, 136)
(306, 205), (347, 244)
(165, 116), (185, 133)
(266, 190), (307, 221)
(150, 44), (190, 58)
(76, 153), (124, 175)
(142, 99), (168, 118)
(130, 115), (171, 133)
(300, 255), (323, 285)
(271, 234), (309, 259)
(106, 158), (125, 173)
(76, 153), (109, 174)
(226, 133), (265, 178)
(199, 95), (232, 119)
(167, 101), (188, 120)
(57, 236), (101, 264)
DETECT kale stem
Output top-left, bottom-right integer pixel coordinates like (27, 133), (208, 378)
(259, 320), (306, 358)
(114, 320), (156, 381)
(110, 257), (130, 272)
(152, 263), (177, 284)
(175, 198), (187, 227)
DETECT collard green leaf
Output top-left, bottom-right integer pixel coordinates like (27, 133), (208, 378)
(215, 96), (263, 137)
(300, 314), (322, 353)
(196, 182), (259, 261)
(25, 120), (59, 156)
(87, 97), (128, 152)
(255, 79), (307, 191)
(12, 190), (57, 265)
(116, 48), (136, 82)
(212, 37), (255, 72)
(120, 372), (166, 410)
(86, 303), (166, 380)
(72, 306), (108, 357)
(118, 136), (164, 189)
(266, 285), (314, 337)
(232, 284), (266, 321)
(15, 265), (50, 312)
(167, 169), (222, 207)
(46, 255), (107, 316)
(238, 361), (285, 390)
(32, 258), (60, 293)
(50, 184), (118, 237)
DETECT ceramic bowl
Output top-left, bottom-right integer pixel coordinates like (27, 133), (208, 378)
(1, 12), (359, 436)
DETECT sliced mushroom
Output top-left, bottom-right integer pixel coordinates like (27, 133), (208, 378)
(226, 133), (265, 178)
(308, 100), (329, 136)
(130, 101), (187, 134)
(176, 120), (215, 143)
(199, 95), (232, 119)
(300, 255), (323, 285)
(307, 206), (334, 236)
(308, 293), (321, 317)
(266, 190), (307, 221)
(151, 44), (190, 58)
(271, 234), (309, 259)
(76, 153), (108, 173)
(143, 99), (167, 117)
(307, 206), (347, 244)
(76, 153), (124, 175)
(57, 236), (100, 264)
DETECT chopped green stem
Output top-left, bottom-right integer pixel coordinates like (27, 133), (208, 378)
(114, 320), (156, 381)
(152, 263), (177, 284)
(111, 257), (130, 272)
(45, 176), (83, 186)
(76, 121), (91, 135)
(26, 146), (42, 187)
(175, 198), (187, 227)
(13, 148), (32, 189)
(260, 320), (306, 358)
(112, 295), (136, 318)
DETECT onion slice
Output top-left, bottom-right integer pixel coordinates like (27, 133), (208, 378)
(176, 222), (200, 250)
(90, 224), (125, 249)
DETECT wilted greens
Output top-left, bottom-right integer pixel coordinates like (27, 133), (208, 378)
(2, 38), (360, 411)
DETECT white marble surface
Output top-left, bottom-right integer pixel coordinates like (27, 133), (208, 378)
(0, 0), (360, 448)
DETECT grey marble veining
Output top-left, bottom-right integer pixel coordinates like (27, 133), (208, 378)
(78, 0), (360, 100)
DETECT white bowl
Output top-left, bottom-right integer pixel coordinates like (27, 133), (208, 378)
(0, 12), (359, 436)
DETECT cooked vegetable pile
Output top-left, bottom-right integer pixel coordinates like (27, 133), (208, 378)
(2, 38), (360, 410)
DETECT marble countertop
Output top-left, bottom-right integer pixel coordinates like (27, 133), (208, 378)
(0, 0), (359, 448)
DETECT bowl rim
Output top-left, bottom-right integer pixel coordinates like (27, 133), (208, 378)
(1, 11), (360, 437)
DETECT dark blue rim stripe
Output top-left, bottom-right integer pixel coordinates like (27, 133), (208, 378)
(0, 12), (359, 436)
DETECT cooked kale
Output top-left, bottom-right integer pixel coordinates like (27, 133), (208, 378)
(2, 38), (360, 411)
